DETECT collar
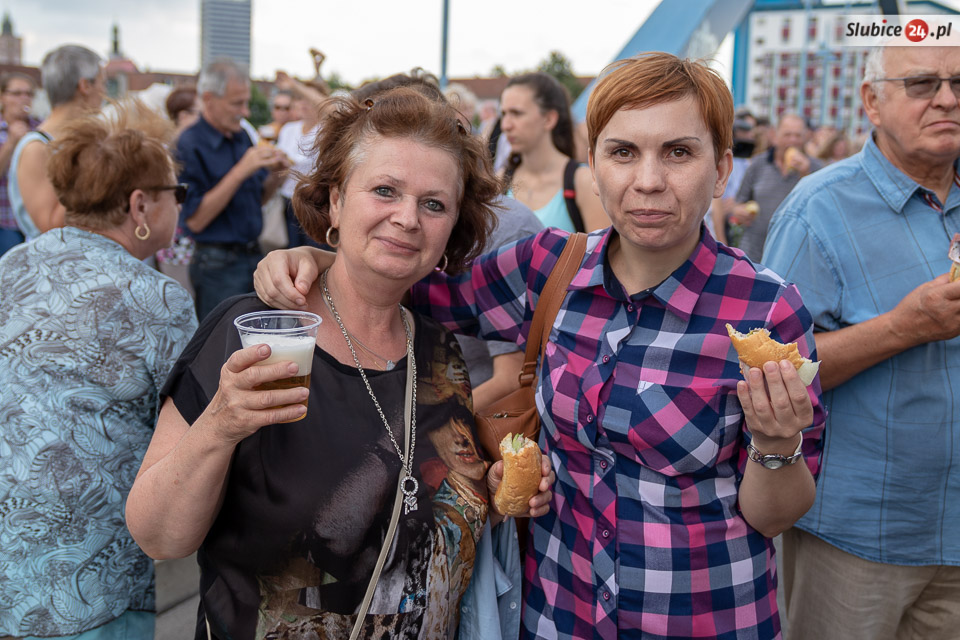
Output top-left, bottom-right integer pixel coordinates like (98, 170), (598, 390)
(194, 114), (237, 149)
(859, 133), (960, 214)
(571, 225), (718, 322)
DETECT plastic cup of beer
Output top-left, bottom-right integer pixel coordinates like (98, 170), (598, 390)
(234, 310), (321, 422)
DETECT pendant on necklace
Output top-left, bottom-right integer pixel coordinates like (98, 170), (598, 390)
(385, 359), (396, 371)
(401, 474), (419, 514)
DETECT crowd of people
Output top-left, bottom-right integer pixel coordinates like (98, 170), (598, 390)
(0, 36), (957, 640)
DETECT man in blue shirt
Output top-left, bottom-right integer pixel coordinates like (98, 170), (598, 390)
(178, 58), (287, 319)
(764, 44), (960, 639)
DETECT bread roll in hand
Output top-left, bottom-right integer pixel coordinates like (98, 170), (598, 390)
(494, 434), (542, 517)
(726, 323), (820, 386)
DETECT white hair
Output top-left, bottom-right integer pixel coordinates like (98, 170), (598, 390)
(197, 58), (249, 97)
(41, 44), (103, 107)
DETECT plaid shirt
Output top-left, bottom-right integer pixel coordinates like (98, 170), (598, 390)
(413, 227), (825, 640)
(0, 117), (40, 230)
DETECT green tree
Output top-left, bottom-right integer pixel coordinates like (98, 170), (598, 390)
(490, 64), (508, 78)
(248, 84), (270, 127)
(536, 50), (583, 100)
(326, 72), (352, 92)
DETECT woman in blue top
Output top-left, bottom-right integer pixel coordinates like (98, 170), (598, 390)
(500, 72), (608, 232)
(0, 101), (197, 640)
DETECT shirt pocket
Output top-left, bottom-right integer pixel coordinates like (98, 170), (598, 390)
(626, 382), (739, 476)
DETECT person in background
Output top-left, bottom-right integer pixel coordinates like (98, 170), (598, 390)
(254, 52), (826, 639)
(0, 72), (39, 255)
(258, 88), (295, 143)
(177, 58), (289, 320)
(274, 72), (330, 248)
(8, 44), (105, 241)
(734, 113), (823, 262)
(0, 101), (197, 640)
(165, 86), (200, 137)
(709, 114), (756, 245)
(500, 72), (608, 232)
(763, 43), (960, 640)
(443, 82), (479, 131)
(156, 85), (201, 295)
(815, 128), (852, 164)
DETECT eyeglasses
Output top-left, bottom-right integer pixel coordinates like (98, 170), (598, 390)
(875, 75), (960, 99)
(3, 90), (34, 98)
(144, 183), (188, 204)
(273, 104), (291, 111)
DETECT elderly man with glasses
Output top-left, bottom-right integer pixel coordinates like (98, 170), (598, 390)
(763, 44), (960, 639)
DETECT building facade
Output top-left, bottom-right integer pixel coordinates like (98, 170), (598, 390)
(0, 13), (22, 66)
(732, 0), (958, 135)
(200, 0), (251, 68)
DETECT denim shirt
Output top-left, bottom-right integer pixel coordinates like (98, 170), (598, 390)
(458, 518), (522, 639)
(763, 134), (960, 566)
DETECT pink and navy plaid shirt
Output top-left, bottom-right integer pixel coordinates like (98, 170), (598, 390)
(414, 227), (825, 640)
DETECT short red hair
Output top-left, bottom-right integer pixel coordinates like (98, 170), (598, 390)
(587, 52), (733, 162)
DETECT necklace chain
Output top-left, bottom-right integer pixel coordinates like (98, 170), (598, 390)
(320, 292), (396, 370)
(321, 271), (418, 510)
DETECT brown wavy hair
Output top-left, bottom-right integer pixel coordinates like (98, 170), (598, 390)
(587, 52), (733, 162)
(47, 100), (176, 230)
(293, 86), (500, 274)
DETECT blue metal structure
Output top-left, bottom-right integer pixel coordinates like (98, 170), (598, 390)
(571, 0), (755, 120)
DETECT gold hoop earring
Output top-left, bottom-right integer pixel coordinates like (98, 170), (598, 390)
(435, 253), (448, 273)
(135, 223), (151, 241)
(325, 226), (339, 248)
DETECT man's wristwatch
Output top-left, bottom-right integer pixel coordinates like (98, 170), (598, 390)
(747, 433), (804, 470)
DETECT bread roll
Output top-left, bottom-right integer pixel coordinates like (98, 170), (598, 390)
(949, 233), (960, 282)
(494, 434), (542, 517)
(783, 146), (802, 168)
(725, 323), (820, 386)
(744, 201), (760, 216)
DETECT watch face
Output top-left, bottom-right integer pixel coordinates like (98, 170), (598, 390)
(762, 457), (785, 470)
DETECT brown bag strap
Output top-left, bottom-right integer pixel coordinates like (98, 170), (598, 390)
(518, 232), (588, 388)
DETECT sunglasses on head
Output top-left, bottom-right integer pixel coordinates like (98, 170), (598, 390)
(876, 75), (960, 99)
(144, 183), (188, 204)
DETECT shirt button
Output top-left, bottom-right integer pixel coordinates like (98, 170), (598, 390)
(599, 460), (608, 469)
(602, 355), (610, 364)
(586, 414), (594, 423)
(627, 304), (634, 312)
(602, 529), (610, 538)
(510, 601), (518, 610)
(603, 591), (611, 601)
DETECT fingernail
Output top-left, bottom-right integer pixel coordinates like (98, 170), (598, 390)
(781, 360), (792, 371)
(258, 345), (269, 356)
(763, 361), (778, 374)
(288, 363), (299, 374)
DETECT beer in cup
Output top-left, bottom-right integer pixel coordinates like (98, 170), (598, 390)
(234, 311), (321, 421)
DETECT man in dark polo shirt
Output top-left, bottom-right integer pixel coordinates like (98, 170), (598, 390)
(177, 58), (288, 319)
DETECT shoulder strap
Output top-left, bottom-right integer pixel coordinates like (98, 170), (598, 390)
(562, 159), (586, 233)
(34, 129), (52, 142)
(518, 232), (588, 388)
(349, 332), (414, 640)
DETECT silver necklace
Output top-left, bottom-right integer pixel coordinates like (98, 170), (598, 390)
(321, 270), (419, 514)
(320, 291), (397, 370)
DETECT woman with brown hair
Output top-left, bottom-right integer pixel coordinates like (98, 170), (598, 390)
(126, 87), (552, 639)
(500, 72), (607, 232)
(0, 101), (197, 639)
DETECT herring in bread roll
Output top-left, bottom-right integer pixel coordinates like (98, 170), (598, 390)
(949, 233), (960, 282)
(494, 434), (542, 517)
(783, 146), (802, 170)
(725, 323), (820, 386)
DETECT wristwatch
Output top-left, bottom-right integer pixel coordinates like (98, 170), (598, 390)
(747, 433), (804, 470)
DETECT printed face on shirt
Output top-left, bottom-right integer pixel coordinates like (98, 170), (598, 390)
(428, 416), (487, 483)
(1, 77), (34, 123)
(864, 46), (960, 168)
(589, 95), (732, 268)
(203, 78), (251, 136)
(329, 135), (460, 286)
(500, 84), (556, 154)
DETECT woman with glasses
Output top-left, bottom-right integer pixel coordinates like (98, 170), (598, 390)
(0, 72), (39, 256)
(0, 101), (197, 640)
